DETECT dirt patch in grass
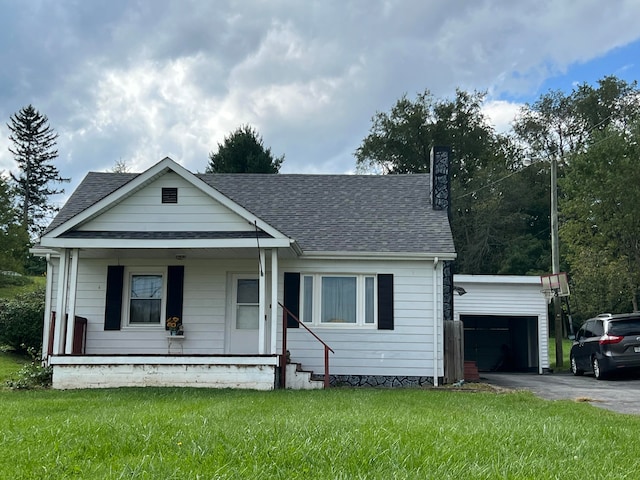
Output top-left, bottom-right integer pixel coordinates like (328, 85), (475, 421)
(442, 381), (515, 394)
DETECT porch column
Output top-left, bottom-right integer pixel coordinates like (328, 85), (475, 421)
(258, 249), (266, 355)
(64, 248), (80, 354)
(41, 254), (54, 359)
(270, 248), (278, 354)
(52, 249), (69, 355)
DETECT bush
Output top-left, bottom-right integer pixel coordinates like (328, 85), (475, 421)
(0, 288), (45, 353)
(5, 346), (52, 389)
(0, 272), (32, 288)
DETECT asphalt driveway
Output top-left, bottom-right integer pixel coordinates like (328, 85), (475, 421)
(482, 372), (640, 415)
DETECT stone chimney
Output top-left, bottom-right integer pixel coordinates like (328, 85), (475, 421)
(430, 146), (454, 321)
(430, 145), (451, 217)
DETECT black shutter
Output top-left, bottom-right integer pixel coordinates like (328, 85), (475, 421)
(104, 265), (124, 330)
(377, 274), (394, 330)
(283, 272), (300, 328)
(166, 266), (184, 329)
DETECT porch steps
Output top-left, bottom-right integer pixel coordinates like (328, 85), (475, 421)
(464, 361), (480, 382)
(285, 363), (324, 390)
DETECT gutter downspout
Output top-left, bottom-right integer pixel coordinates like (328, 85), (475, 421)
(433, 256), (439, 387)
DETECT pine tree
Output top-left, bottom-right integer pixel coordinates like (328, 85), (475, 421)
(7, 105), (69, 236)
(206, 125), (284, 173)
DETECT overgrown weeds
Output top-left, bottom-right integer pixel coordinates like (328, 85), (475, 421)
(5, 346), (51, 389)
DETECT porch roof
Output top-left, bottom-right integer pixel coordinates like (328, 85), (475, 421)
(43, 165), (455, 256)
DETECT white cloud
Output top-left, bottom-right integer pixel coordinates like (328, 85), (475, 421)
(482, 100), (522, 134)
(1, 0), (640, 194)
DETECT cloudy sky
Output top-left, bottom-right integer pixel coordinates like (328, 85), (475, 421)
(1, 0), (639, 207)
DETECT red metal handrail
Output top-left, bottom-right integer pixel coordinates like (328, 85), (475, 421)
(278, 302), (334, 389)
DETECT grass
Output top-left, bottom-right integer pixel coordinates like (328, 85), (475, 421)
(0, 275), (45, 299)
(1, 386), (639, 479)
(549, 336), (574, 372)
(0, 349), (29, 383)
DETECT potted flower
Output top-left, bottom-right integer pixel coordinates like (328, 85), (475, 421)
(166, 316), (183, 335)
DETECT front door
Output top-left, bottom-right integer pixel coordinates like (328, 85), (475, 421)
(228, 276), (261, 354)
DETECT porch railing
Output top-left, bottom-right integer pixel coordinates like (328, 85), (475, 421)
(278, 302), (335, 389)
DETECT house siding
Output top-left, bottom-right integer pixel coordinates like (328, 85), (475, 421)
(46, 255), (443, 379)
(279, 258), (441, 378)
(69, 258), (263, 355)
(77, 172), (255, 232)
(453, 275), (549, 372)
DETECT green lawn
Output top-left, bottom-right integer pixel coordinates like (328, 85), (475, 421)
(549, 337), (574, 372)
(1, 385), (638, 479)
(0, 274), (45, 299)
(0, 350), (29, 382)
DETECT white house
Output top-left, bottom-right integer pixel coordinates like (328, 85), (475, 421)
(34, 149), (456, 390)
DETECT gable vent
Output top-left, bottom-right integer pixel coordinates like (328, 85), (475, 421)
(162, 187), (178, 204)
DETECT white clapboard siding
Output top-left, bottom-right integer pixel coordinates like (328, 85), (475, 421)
(45, 254), (444, 378)
(77, 172), (255, 232)
(278, 258), (441, 378)
(68, 258), (262, 356)
(453, 275), (549, 372)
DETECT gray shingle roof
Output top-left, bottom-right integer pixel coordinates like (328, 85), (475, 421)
(44, 171), (455, 255)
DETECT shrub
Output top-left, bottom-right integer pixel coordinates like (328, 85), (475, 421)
(0, 288), (45, 353)
(5, 346), (52, 389)
(0, 272), (32, 288)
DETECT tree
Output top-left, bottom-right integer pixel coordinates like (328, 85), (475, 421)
(111, 159), (131, 173)
(7, 105), (69, 236)
(206, 125), (284, 173)
(513, 76), (640, 317)
(0, 175), (28, 273)
(560, 123), (640, 317)
(355, 89), (549, 275)
(513, 76), (640, 164)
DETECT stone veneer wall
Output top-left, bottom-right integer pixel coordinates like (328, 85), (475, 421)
(431, 145), (454, 321)
(329, 375), (435, 388)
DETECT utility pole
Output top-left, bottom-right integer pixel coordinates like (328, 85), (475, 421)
(551, 155), (563, 367)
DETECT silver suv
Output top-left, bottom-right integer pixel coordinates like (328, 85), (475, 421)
(570, 313), (640, 379)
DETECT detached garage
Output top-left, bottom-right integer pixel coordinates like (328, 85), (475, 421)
(453, 275), (549, 374)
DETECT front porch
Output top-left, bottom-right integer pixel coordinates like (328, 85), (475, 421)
(49, 355), (281, 390)
(49, 354), (327, 390)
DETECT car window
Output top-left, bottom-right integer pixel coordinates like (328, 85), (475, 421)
(583, 320), (595, 338)
(593, 320), (604, 336)
(576, 326), (586, 340)
(608, 319), (640, 336)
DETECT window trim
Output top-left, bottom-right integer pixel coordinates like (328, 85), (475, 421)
(300, 273), (377, 328)
(122, 267), (167, 329)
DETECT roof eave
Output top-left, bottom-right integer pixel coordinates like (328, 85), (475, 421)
(300, 251), (457, 261)
(38, 237), (294, 249)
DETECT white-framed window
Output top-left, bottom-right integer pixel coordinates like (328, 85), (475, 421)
(300, 274), (376, 327)
(123, 268), (166, 327)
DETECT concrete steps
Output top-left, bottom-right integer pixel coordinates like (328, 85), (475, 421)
(285, 363), (324, 390)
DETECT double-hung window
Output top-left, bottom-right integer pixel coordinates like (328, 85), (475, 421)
(301, 274), (376, 327)
(125, 269), (165, 326)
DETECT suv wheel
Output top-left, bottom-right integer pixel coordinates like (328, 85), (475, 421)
(592, 357), (606, 380)
(570, 356), (584, 376)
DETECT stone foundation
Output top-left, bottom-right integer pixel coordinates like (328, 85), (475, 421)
(329, 374), (435, 388)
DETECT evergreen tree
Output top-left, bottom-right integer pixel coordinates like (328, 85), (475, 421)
(206, 125), (284, 173)
(0, 175), (28, 273)
(7, 105), (69, 236)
